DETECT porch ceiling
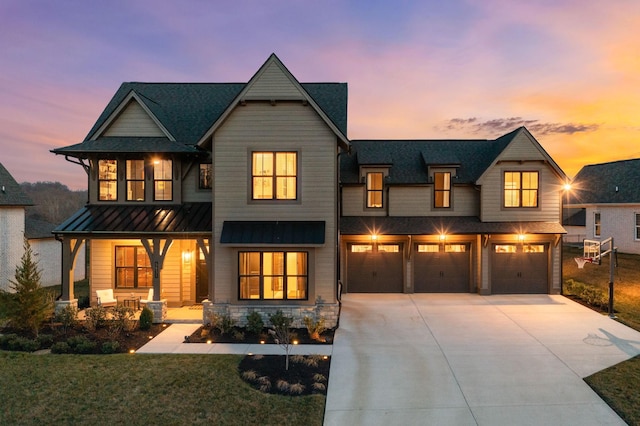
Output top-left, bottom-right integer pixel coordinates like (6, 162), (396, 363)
(340, 216), (566, 235)
(53, 203), (211, 237)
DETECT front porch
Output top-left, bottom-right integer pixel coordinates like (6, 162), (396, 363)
(76, 304), (204, 323)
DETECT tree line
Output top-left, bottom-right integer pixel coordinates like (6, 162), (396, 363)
(20, 182), (87, 225)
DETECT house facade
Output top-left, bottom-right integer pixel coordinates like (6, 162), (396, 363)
(566, 159), (640, 255)
(52, 54), (568, 325)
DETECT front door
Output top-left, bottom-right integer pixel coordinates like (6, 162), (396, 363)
(195, 257), (208, 303)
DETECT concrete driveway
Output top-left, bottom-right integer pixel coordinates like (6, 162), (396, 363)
(324, 294), (640, 425)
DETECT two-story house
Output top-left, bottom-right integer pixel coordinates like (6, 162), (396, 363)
(51, 54), (568, 325)
(52, 54), (348, 325)
(566, 158), (640, 254)
(339, 128), (567, 294)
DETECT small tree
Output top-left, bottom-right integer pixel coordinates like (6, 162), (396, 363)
(268, 310), (294, 370)
(1, 239), (53, 337)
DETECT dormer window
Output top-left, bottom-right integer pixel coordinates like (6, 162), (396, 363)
(154, 159), (173, 201)
(434, 172), (451, 208)
(366, 172), (384, 208)
(98, 160), (117, 201)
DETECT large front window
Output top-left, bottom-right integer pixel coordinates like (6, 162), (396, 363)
(126, 160), (145, 201)
(434, 172), (451, 208)
(504, 171), (538, 207)
(239, 251), (307, 300)
(98, 159), (117, 201)
(154, 159), (173, 201)
(252, 152), (297, 200)
(115, 246), (152, 288)
(366, 172), (383, 208)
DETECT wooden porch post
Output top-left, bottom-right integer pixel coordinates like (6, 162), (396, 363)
(141, 237), (173, 301)
(59, 237), (84, 301)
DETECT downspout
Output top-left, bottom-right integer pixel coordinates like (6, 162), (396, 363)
(336, 149), (344, 305)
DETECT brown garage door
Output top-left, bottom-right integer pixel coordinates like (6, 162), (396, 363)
(346, 243), (403, 292)
(491, 243), (548, 294)
(414, 243), (470, 292)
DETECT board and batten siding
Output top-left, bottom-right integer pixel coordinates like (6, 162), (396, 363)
(103, 100), (165, 137)
(212, 102), (338, 304)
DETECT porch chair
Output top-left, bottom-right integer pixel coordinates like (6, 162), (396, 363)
(140, 288), (153, 307)
(96, 289), (118, 308)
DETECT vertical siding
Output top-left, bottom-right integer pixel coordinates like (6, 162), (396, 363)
(0, 208), (25, 292)
(213, 102), (337, 304)
(103, 101), (165, 137)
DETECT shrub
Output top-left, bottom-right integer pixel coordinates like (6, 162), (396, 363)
(246, 311), (264, 335)
(51, 341), (70, 354)
(288, 383), (305, 395)
(139, 307), (154, 331)
(66, 335), (97, 354)
(84, 306), (107, 331)
(232, 330), (245, 341)
(55, 305), (79, 335)
(209, 313), (236, 335)
(36, 334), (54, 348)
(303, 316), (326, 341)
(101, 341), (120, 354)
(6, 336), (40, 352)
(107, 305), (135, 339)
(0, 334), (18, 350)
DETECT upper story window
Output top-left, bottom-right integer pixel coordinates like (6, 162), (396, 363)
(504, 171), (538, 208)
(126, 160), (145, 201)
(434, 172), (451, 208)
(98, 159), (117, 201)
(199, 163), (212, 189)
(635, 213), (640, 241)
(594, 212), (601, 237)
(252, 152), (297, 200)
(366, 172), (383, 208)
(153, 159), (173, 201)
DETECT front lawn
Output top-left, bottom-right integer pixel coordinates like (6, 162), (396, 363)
(563, 245), (640, 424)
(0, 352), (325, 425)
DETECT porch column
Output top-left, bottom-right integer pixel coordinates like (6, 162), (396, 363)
(141, 237), (173, 322)
(55, 237), (84, 313)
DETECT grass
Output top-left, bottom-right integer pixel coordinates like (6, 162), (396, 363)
(0, 352), (325, 425)
(564, 245), (640, 423)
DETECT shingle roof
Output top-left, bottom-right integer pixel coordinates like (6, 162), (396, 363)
(341, 131), (515, 184)
(52, 81), (348, 157)
(0, 163), (32, 206)
(568, 158), (640, 204)
(25, 218), (56, 239)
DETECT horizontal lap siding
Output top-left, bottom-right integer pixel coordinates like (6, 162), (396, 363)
(103, 101), (165, 137)
(388, 186), (479, 216)
(213, 102), (337, 304)
(182, 164), (212, 203)
(588, 205), (640, 254)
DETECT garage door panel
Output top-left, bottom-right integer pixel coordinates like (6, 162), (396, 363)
(414, 244), (470, 293)
(347, 244), (403, 293)
(491, 244), (548, 294)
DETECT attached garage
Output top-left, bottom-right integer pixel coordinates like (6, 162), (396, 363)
(346, 243), (403, 292)
(490, 243), (548, 294)
(414, 243), (471, 292)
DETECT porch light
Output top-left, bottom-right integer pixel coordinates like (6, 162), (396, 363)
(518, 234), (526, 242)
(182, 251), (192, 264)
(371, 234), (378, 242)
(439, 234), (446, 242)
(563, 183), (572, 191)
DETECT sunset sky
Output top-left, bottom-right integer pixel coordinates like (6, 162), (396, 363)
(1, 0), (639, 190)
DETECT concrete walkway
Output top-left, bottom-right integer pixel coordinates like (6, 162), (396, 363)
(324, 294), (640, 426)
(136, 323), (332, 356)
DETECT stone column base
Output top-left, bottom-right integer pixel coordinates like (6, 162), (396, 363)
(54, 299), (78, 315)
(146, 300), (168, 323)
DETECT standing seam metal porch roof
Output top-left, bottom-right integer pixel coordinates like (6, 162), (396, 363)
(53, 203), (212, 236)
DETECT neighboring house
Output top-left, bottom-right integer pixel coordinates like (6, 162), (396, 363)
(51, 54), (568, 324)
(0, 163), (32, 292)
(566, 158), (640, 254)
(25, 218), (86, 287)
(340, 128), (567, 295)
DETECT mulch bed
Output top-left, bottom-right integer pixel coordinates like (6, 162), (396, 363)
(238, 354), (331, 396)
(185, 326), (335, 345)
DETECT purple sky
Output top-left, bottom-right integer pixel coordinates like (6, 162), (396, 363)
(2, 0), (640, 190)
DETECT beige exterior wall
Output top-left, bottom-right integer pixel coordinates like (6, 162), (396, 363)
(89, 239), (196, 306)
(0, 207), (25, 292)
(182, 163), (212, 203)
(103, 100), (165, 137)
(244, 62), (305, 100)
(212, 101), (338, 305)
